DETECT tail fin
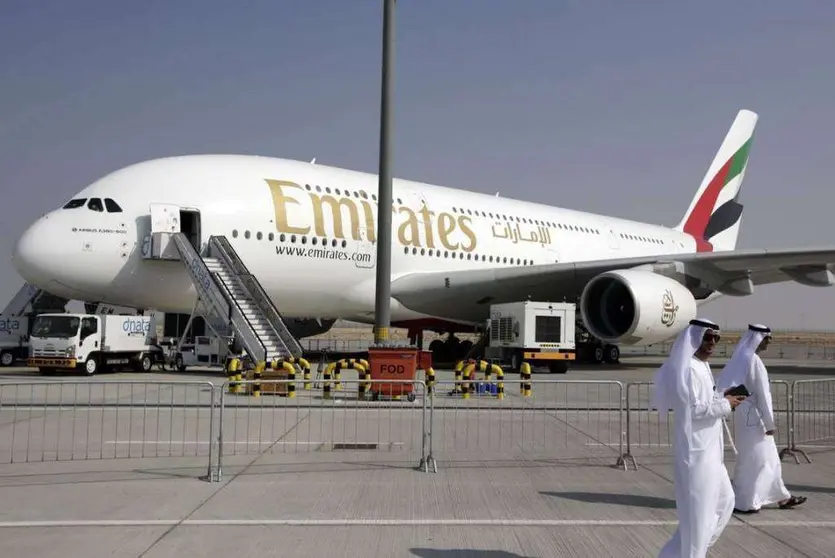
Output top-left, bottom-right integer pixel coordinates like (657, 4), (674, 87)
(674, 109), (758, 252)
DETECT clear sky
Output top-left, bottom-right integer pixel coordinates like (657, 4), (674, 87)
(1, 0), (834, 330)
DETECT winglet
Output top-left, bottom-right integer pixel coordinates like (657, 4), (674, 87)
(674, 109), (758, 252)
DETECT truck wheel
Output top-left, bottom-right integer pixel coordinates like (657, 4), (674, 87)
(176, 355), (186, 372)
(84, 357), (98, 376)
(605, 345), (620, 364)
(0, 351), (13, 367)
(510, 350), (524, 373)
(140, 355), (152, 372)
(548, 361), (568, 374)
(593, 347), (604, 364)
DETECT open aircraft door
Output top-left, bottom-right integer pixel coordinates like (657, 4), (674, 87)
(150, 203), (181, 234)
(143, 203), (182, 260)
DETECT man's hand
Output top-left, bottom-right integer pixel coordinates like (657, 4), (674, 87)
(765, 430), (775, 436)
(725, 395), (746, 408)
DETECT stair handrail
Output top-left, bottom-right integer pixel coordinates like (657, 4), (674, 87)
(172, 234), (231, 318)
(209, 236), (303, 358)
(212, 272), (267, 364)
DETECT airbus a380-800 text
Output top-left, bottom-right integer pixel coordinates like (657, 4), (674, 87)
(11, 109), (835, 351)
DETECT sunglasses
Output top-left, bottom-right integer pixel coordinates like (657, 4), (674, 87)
(703, 333), (721, 343)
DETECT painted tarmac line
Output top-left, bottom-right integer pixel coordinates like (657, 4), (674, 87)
(104, 440), (406, 448)
(0, 519), (833, 528)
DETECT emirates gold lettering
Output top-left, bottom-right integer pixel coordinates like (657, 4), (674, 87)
(266, 179), (478, 252)
(265, 180), (311, 235)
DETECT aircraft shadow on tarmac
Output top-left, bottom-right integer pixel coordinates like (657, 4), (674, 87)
(541, 491), (676, 509)
(411, 550), (533, 558)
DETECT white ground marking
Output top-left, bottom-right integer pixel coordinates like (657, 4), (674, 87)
(0, 519), (832, 528)
(103, 441), (404, 446)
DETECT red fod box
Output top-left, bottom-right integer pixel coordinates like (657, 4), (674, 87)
(368, 346), (419, 401)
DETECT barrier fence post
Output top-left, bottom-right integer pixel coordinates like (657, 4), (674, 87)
(617, 382), (636, 471)
(205, 383), (218, 482)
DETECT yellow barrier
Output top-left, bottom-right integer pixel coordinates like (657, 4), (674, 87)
(227, 358), (240, 393)
(270, 359), (296, 398)
(425, 367), (436, 393)
(287, 356), (312, 390)
(252, 361), (264, 397)
(520, 362), (532, 396)
(454, 360), (465, 394)
(462, 362), (475, 399)
(355, 363), (369, 400)
(323, 360), (368, 399)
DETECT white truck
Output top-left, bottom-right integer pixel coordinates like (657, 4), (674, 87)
(483, 301), (576, 373)
(0, 314), (30, 367)
(28, 313), (162, 375)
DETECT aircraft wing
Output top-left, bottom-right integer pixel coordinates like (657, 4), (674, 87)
(390, 247), (835, 322)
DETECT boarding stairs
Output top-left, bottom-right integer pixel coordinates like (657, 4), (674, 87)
(171, 233), (303, 365)
(2, 282), (69, 316)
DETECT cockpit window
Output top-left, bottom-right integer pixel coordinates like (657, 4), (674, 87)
(62, 198), (86, 209)
(104, 198), (123, 213)
(87, 198), (104, 212)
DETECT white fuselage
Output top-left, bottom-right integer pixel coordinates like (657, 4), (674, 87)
(12, 155), (698, 327)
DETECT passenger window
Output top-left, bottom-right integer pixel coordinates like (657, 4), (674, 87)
(63, 198), (86, 209)
(104, 198), (123, 213)
(87, 198), (104, 212)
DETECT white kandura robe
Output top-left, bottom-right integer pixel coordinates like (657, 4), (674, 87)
(729, 354), (791, 510)
(659, 357), (735, 558)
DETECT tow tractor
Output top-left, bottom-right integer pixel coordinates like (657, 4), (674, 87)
(483, 301), (576, 373)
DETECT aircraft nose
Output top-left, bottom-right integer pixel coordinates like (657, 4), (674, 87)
(12, 213), (100, 299)
(13, 214), (62, 285)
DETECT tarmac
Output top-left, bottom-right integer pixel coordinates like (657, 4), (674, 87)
(0, 349), (834, 557)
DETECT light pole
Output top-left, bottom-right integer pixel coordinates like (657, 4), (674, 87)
(373, 0), (396, 346)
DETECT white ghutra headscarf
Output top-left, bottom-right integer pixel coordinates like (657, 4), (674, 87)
(715, 324), (772, 393)
(652, 318), (720, 418)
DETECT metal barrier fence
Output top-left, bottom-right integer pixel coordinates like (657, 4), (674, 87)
(783, 379), (835, 464)
(213, 379), (430, 482)
(427, 379), (625, 468)
(1, 377), (834, 481)
(0, 380), (216, 479)
(619, 380), (793, 470)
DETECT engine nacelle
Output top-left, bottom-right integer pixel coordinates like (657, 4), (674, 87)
(579, 269), (697, 346)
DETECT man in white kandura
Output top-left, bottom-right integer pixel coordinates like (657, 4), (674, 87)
(716, 324), (807, 514)
(652, 318), (745, 558)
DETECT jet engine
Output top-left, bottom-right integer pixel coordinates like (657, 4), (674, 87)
(579, 269), (697, 346)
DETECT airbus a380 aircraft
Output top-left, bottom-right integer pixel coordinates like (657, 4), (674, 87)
(10, 109), (835, 357)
